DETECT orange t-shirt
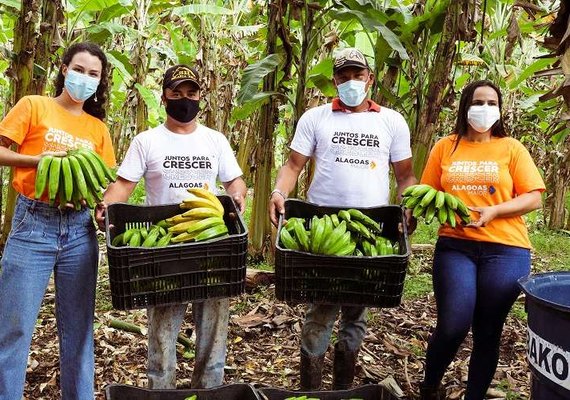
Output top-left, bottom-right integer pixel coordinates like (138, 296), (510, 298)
(0, 95), (116, 201)
(420, 135), (545, 249)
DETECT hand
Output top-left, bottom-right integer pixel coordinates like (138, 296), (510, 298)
(466, 205), (498, 228)
(269, 193), (285, 227)
(95, 202), (108, 231)
(403, 208), (417, 235)
(231, 193), (246, 214)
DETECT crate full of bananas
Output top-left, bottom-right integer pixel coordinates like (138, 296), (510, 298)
(104, 192), (248, 310)
(34, 148), (116, 209)
(274, 199), (410, 308)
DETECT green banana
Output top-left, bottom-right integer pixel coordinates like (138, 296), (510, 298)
(330, 213), (340, 228)
(456, 198), (471, 218)
(68, 155), (89, 200)
(111, 233), (124, 246)
(280, 227), (300, 250)
(403, 195), (421, 209)
(419, 187), (438, 208)
(444, 192), (458, 210)
(336, 241), (356, 256)
(447, 210), (457, 228)
(310, 217), (325, 253)
(424, 202), (437, 224)
(60, 157), (74, 202)
(434, 190), (445, 209)
(155, 232), (173, 247)
(123, 228), (137, 245)
(34, 155), (53, 199)
(347, 208), (380, 231)
(194, 224), (229, 242)
(79, 149), (108, 188)
(48, 156), (62, 205)
(411, 184), (433, 198)
(128, 230), (142, 247)
(338, 210), (351, 222)
(327, 231), (352, 255)
(437, 206), (448, 225)
(401, 185), (417, 197)
(142, 228), (161, 247)
(320, 220), (347, 255)
(293, 222), (310, 252)
(74, 152), (101, 193)
(412, 204), (425, 219)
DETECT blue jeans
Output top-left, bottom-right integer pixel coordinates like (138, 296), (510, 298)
(423, 237), (530, 400)
(0, 195), (98, 400)
(301, 304), (368, 356)
(147, 298), (230, 389)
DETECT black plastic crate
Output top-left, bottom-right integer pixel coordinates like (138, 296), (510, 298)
(259, 384), (400, 400)
(275, 199), (410, 308)
(105, 195), (247, 310)
(104, 383), (262, 400)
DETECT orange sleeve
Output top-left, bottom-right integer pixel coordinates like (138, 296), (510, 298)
(510, 140), (545, 195)
(0, 97), (33, 145)
(420, 137), (445, 190)
(98, 126), (116, 168)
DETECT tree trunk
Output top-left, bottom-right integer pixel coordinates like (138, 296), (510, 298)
(411, 0), (464, 179)
(248, 0), (282, 260)
(1, 0), (43, 247)
(548, 145), (569, 229)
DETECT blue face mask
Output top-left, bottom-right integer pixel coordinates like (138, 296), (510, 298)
(64, 69), (100, 103)
(336, 79), (368, 107)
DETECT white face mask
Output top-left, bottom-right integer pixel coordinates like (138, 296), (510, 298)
(467, 104), (500, 133)
(336, 79), (368, 107)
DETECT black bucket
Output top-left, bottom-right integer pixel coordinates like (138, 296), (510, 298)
(518, 272), (570, 399)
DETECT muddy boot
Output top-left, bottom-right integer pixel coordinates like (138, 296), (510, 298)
(300, 349), (325, 390)
(332, 342), (359, 390)
(419, 383), (445, 399)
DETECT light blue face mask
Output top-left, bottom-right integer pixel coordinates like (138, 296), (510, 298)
(64, 69), (100, 103)
(336, 79), (368, 107)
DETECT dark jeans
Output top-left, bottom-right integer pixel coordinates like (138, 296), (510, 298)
(423, 237), (530, 400)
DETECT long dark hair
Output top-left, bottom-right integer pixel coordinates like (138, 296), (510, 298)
(54, 42), (109, 120)
(453, 80), (507, 150)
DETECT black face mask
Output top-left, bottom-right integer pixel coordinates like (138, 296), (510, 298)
(165, 98), (200, 123)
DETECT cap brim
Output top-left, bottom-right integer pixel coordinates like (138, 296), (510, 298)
(169, 79), (200, 90)
(333, 62), (369, 72)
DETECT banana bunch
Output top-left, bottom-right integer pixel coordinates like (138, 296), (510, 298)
(34, 148), (115, 209)
(401, 184), (471, 227)
(279, 208), (400, 257)
(165, 188), (228, 243)
(110, 188), (230, 248)
(111, 222), (173, 247)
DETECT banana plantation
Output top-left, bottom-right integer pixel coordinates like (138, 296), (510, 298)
(0, 0), (570, 399)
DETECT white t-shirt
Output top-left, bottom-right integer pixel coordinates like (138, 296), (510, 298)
(118, 124), (243, 205)
(290, 102), (412, 207)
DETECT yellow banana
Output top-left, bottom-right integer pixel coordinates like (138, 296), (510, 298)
(186, 188), (224, 215)
(168, 220), (201, 234)
(180, 198), (221, 211)
(182, 207), (223, 219)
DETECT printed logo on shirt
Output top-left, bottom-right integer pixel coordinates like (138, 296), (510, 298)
(43, 128), (95, 152)
(447, 160), (499, 195)
(162, 155), (214, 188)
(331, 131), (380, 169)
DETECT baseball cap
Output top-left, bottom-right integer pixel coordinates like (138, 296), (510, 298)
(333, 48), (370, 73)
(162, 64), (201, 91)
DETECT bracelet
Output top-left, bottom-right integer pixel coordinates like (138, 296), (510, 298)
(270, 189), (287, 200)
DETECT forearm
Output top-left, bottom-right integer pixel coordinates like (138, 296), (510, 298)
(493, 191), (542, 218)
(0, 146), (39, 168)
(223, 177), (247, 199)
(274, 164), (302, 197)
(395, 175), (418, 199)
(103, 177), (137, 204)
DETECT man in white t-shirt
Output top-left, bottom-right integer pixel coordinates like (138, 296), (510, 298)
(268, 48), (417, 391)
(96, 64), (247, 389)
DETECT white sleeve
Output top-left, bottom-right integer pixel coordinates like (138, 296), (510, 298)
(389, 112), (412, 162)
(117, 137), (146, 183)
(218, 136), (243, 183)
(290, 110), (316, 157)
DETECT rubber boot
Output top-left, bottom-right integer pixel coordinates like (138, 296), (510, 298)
(419, 383), (445, 400)
(332, 342), (359, 390)
(300, 349), (325, 390)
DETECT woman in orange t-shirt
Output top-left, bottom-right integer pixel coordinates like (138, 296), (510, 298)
(0, 42), (115, 400)
(418, 80), (545, 400)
